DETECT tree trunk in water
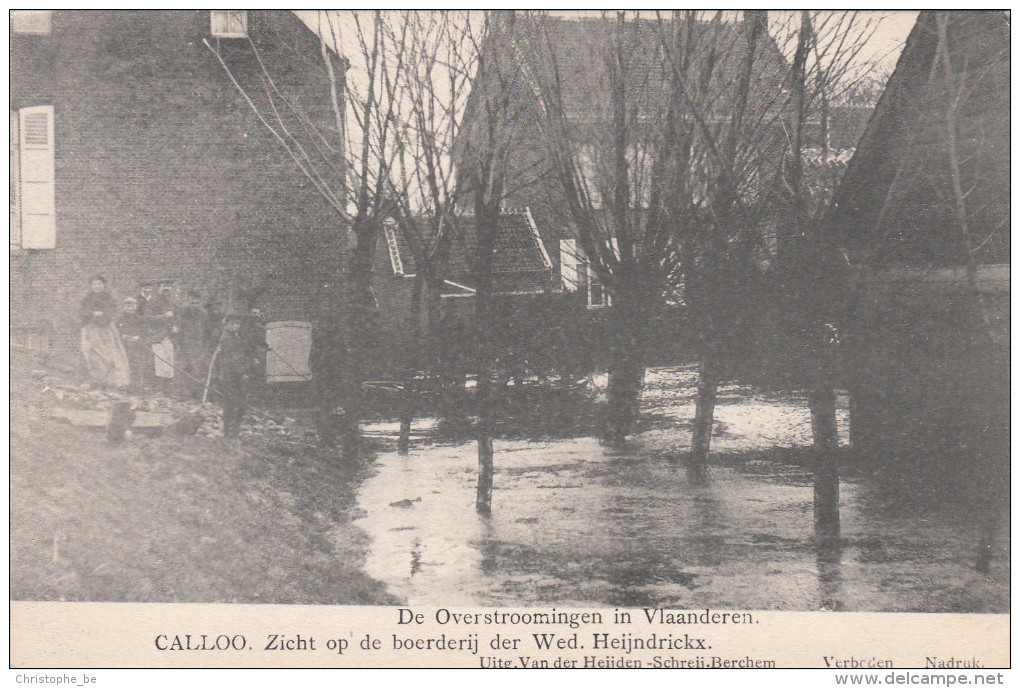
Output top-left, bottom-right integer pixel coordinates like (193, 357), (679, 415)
(340, 218), (381, 462)
(688, 358), (717, 482)
(310, 265), (346, 449)
(604, 357), (644, 448)
(602, 294), (646, 447)
(474, 313), (495, 514)
(472, 196), (499, 514)
(809, 387), (838, 449)
(475, 415), (494, 514)
(398, 275), (425, 455)
(813, 439), (840, 542)
(809, 322), (840, 449)
(397, 403), (412, 455)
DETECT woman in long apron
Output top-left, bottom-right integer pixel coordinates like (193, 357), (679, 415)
(79, 276), (130, 389)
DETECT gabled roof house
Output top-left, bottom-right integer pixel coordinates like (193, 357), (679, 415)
(458, 13), (793, 308)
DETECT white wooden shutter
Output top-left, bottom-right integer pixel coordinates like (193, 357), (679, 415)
(19, 106), (55, 249)
(10, 111), (21, 249)
(559, 239), (579, 292)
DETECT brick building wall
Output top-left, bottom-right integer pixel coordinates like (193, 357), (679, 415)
(9, 10), (350, 355)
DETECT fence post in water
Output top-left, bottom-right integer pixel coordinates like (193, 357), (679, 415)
(398, 387), (412, 455)
(812, 328), (841, 542)
(476, 433), (493, 514)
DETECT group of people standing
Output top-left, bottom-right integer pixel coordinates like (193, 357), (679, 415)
(79, 276), (268, 436)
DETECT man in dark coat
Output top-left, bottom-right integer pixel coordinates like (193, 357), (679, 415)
(240, 306), (269, 394)
(135, 281), (155, 316)
(175, 289), (212, 399)
(149, 279), (178, 396)
(214, 311), (260, 438)
(118, 296), (154, 394)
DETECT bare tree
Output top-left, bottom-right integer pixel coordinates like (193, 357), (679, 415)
(456, 11), (536, 513)
(653, 11), (891, 485)
(511, 12), (795, 468)
(511, 12), (698, 447)
(205, 11), (408, 458)
(384, 11), (475, 454)
(767, 10), (889, 534)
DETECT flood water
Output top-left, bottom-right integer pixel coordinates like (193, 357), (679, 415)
(351, 368), (1009, 612)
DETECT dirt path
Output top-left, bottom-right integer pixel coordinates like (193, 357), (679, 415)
(10, 369), (395, 604)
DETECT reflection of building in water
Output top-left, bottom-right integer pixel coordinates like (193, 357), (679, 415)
(816, 533), (843, 611)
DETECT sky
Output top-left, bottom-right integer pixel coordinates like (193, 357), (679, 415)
(296, 10), (918, 73)
(290, 10), (919, 210)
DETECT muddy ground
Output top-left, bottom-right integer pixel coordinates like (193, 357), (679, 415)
(10, 365), (394, 604)
(9, 363), (1009, 611)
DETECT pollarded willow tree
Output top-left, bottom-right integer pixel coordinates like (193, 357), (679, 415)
(455, 11), (544, 513)
(514, 10), (894, 479)
(762, 10), (891, 530)
(512, 11), (789, 469)
(511, 11), (679, 448)
(654, 10), (791, 480)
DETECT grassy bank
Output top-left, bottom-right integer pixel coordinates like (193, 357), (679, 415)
(10, 368), (395, 604)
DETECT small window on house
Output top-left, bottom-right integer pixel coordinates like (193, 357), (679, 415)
(587, 264), (609, 308)
(559, 239), (580, 292)
(210, 10), (247, 38)
(265, 321), (313, 383)
(561, 238), (612, 307)
(11, 10), (52, 35)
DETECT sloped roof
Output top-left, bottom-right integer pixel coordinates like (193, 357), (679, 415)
(384, 209), (555, 294)
(510, 14), (789, 124)
(828, 11), (1009, 267)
